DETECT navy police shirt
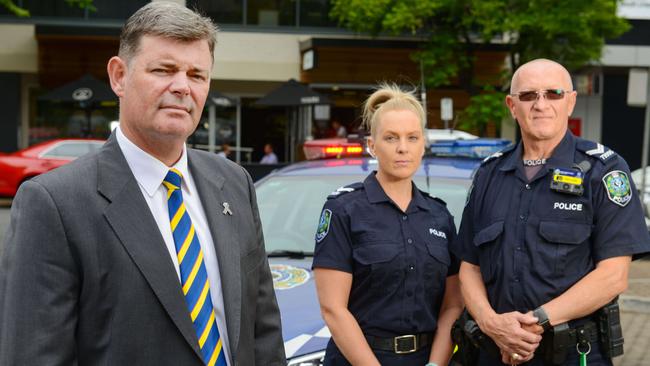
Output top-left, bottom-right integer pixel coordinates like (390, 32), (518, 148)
(455, 131), (650, 314)
(312, 172), (460, 337)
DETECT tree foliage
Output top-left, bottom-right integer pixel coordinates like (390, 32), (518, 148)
(331, 0), (629, 133)
(1, 0), (95, 17)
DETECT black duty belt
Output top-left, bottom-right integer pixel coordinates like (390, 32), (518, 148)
(365, 333), (433, 354)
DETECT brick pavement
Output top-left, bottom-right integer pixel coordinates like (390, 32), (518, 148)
(615, 258), (650, 365)
(613, 310), (650, 366)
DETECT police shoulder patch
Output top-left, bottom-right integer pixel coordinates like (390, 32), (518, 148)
(602, 170), (632, 207)
(315, 208), (332, 242)
(327, 182), (363, 199)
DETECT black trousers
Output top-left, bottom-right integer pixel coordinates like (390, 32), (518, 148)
(323, 338), (432, 366)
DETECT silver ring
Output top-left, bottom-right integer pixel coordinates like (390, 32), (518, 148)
(511, 353), (521, 361)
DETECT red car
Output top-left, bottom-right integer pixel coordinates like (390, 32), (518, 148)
(0, 138), (105, 197)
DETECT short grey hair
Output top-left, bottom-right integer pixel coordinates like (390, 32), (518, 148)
(119, 2), (218, 62)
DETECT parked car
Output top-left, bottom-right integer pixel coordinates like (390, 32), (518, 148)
(0, 138), (105, 197)
(257, 137), (510, 365)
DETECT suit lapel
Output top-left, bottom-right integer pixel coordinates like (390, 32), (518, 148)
(188, 151), (242, 355)
(97, 136), (203, 360)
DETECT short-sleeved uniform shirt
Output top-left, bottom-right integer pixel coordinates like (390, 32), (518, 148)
(455, 131), (650, 314)
(312, 172), (460, 337)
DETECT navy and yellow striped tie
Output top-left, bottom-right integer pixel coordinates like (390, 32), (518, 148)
(163, 168), (227, 366)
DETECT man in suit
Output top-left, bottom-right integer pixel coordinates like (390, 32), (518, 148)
(0, 3), (285, 365)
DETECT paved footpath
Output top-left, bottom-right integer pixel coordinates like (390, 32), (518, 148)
(615, 258), (650, 365)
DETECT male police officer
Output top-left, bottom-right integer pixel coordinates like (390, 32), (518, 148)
(456, 59), (650, 365)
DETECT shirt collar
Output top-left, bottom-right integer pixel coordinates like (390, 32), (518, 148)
(500, 130), (575, 172)
(363, 171), (430, 212)
(116, 126), (191, 197)
(364, 172), (390, 203)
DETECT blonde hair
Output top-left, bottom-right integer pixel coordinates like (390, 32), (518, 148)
(362, 83), (426, 136)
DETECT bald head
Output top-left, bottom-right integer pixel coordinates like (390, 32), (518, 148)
(510, 59), (573, 94)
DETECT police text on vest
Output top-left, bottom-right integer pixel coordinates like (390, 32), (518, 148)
(553, 202), (583, 211)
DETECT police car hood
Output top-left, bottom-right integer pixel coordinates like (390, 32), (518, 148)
(269, 257), (330, 359)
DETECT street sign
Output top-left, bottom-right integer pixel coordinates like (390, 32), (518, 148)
(441, 98), (453, 121)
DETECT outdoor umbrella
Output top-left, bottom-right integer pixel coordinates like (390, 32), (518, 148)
(38, 74), (117, 137)
(256, 79), (330, 161)
(255, 78), (329, 106)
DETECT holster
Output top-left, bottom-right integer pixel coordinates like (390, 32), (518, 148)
(450, 310), (499, 365)
(539, 298), (624, 365)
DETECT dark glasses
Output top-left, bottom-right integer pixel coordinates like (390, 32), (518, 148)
(511, 89), (567, 102)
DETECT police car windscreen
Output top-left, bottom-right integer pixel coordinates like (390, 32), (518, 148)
(256, 175), (470, 253)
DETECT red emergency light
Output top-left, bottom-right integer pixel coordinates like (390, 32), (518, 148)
(304, 138), (364, 160)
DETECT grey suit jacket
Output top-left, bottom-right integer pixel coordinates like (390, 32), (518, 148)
(0, 135), (286, 365)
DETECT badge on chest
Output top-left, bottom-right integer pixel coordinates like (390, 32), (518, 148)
(550, 168), (584, 196)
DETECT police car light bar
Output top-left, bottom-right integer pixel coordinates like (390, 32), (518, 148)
(304, 138), (364, 160)
(429, 138), (512, 159)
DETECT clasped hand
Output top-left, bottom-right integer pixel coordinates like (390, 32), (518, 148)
(482, 311), (543, 365)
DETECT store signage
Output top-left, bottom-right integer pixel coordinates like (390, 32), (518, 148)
(72, 87), (93, 102)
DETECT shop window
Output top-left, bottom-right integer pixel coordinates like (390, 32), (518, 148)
(299, 0), (335, 27)
(188, 0), (244, 25)
(0, 0), (147, 20)
(247, 0), (295, 26)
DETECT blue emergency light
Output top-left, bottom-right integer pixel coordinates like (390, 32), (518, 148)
(429, 138), (512, 159)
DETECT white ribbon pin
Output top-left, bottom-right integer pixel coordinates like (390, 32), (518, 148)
(222, 202), (233, 215)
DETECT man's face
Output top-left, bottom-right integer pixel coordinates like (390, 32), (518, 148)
(505, 63), (576, 142)
(112, 35), (212, 147)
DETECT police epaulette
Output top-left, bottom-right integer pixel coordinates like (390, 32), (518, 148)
(419, 189), (447, 206)
(480, 143), (516, 166)
(327, 182), (364, 199)
(576, 140), (617, 164)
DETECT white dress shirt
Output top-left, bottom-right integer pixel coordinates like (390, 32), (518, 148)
(116, 127), (231, 364)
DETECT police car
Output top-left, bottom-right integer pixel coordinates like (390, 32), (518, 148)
(256, 136), (510, 365)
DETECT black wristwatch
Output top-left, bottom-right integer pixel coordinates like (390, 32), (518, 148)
(533, 306), (552, 332)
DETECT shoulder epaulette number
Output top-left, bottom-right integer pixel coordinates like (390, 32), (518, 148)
(327, 182), (363, 199)
(576, 140), (617, 164)
(481, 143), (516, 166)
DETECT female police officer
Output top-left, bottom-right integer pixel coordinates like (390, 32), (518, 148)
(312, 84), (464, 366)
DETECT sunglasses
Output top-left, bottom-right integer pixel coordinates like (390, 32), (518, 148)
(511, 89), (567, 102)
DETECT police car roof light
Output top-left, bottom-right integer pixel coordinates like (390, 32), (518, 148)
(429, 138), (512, 159)
(303, 138), (364, 160)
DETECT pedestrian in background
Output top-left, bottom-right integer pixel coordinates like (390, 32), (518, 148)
(313, 83), (463, 366)
(0, 3), (285, 365)
(217, 143), (231, 159)
(260, 143), (278, 164)
(332, 119), (348, 138)
(455, 59), (650, 365)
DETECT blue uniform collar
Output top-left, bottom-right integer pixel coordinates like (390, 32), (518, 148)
(500, 130), (576, 172)
(363, 172), (431, 212)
